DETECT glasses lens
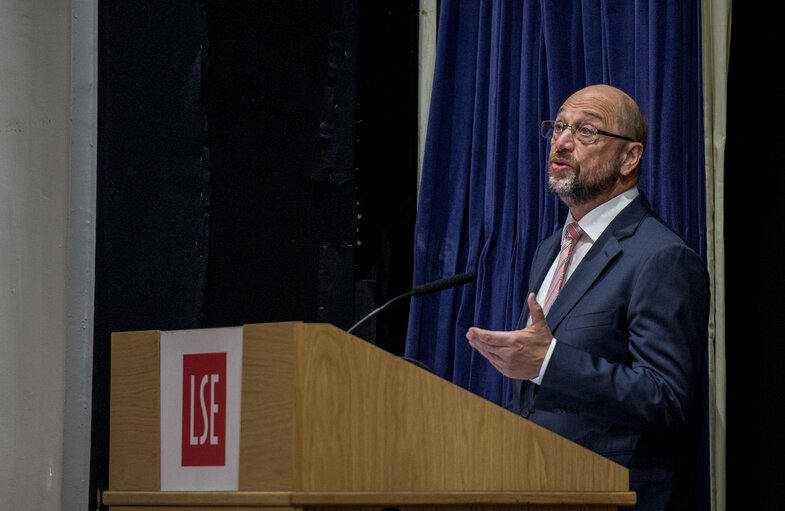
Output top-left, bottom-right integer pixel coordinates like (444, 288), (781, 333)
(576, 124), (598, 143)
(541, 121), (555, 139)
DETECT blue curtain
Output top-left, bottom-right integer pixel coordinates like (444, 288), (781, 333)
(407, 0), (704, 409)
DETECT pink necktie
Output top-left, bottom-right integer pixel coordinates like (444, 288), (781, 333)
(541, 222), (583, 315)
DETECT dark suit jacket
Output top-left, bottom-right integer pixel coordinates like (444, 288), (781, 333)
(509, 193), (710, 511)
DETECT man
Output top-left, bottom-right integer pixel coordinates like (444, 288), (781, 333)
(466, 85), (710, 511)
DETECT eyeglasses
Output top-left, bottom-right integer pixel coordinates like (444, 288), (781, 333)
(541, 120), (636, 145)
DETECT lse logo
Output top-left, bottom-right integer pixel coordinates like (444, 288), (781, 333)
(182, 352), (226, 466)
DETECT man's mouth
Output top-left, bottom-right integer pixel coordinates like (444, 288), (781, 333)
(550, 157), (573, 173)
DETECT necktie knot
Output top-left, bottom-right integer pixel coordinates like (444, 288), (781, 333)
(565, 222), (583, 243)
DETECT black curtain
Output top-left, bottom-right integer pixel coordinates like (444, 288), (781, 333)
(91, 2), (417, 509)
(725, 4), (785, 508)
(93, 5), (212, 505)
(201, 1), (356, 328)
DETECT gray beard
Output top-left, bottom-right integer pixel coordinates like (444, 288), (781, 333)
(547, 160), (618, 207)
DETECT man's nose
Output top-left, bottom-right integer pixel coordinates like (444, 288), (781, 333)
(552, 129), (575, 152)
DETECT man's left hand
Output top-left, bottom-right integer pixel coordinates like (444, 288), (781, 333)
(466, 293), (553, 380)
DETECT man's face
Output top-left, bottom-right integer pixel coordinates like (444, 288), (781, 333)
(546, 90), (625, 208)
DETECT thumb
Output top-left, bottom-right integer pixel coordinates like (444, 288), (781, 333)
(528, 292), (546, 324)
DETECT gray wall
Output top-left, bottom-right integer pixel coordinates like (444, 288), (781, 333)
(0, 0), (96, 509)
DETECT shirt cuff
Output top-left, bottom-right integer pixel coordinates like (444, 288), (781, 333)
(529, 337), (557, 385)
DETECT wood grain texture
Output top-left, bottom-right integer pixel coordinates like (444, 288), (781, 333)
(109, 330), (161, 490)
(239, 323), (298, 490)
(292, 324), (628, 492)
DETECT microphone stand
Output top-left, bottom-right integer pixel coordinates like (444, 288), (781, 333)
(347, 291), (414, 335)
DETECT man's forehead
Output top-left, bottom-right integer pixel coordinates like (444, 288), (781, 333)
(557, 93), (617, 124)
(555, 106), (604, 121)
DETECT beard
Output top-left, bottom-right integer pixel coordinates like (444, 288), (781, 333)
(547, 151), (621, 207)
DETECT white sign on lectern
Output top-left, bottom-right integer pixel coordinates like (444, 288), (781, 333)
(159, 327), (243, 490)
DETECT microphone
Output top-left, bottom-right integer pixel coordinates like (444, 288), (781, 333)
(347, 271), (476, 334)
(411, 271), (477, 297)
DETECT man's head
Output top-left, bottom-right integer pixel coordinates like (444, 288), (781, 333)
(545, 85), (647, 219)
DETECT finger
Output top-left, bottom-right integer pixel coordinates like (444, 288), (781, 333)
(467, 327), (514, 348)
(467, 329), (492, 359)
(466, 326), (487, 339)
(528, 292), (546, 324)
(466, 327), (480, 347)
(479, 349), (512, 378)
(482, 349), (506, 369)
(469, 338), (506, 366)
(466, 327), (486, 352)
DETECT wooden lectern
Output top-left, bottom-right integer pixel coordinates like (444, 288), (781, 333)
(102, 322), (635, 510)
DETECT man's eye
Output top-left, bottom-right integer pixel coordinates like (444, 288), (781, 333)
(578, 125), (595, 136)
(554, 122), (566, 132)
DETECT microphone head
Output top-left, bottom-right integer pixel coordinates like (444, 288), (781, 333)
(411, 271), (476, 297)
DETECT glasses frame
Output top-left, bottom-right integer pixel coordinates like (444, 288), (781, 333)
(541, 120), (636, 144)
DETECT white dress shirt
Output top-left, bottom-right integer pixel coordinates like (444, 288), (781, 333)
(528, 187), (639, 384)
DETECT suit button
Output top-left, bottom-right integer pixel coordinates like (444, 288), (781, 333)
(521, 407), (531, 418)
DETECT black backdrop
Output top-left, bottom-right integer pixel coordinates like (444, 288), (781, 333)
(725, 5), (785, 509)
(91, 1), (417, 508)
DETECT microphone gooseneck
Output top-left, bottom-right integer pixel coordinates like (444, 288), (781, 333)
(347, 272), (476, 334)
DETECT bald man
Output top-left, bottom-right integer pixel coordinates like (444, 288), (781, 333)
(467, 85), (709, 511)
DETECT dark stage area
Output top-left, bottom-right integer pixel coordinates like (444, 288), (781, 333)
(724, 5), (785, 508)
(91, 2), (418, 508)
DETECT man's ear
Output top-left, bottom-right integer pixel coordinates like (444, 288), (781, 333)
(619, 142), (644, 176)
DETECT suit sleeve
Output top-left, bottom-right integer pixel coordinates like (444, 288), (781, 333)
(531, 243), (710, 433)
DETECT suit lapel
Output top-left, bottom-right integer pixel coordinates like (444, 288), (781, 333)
(544, 193), (651, 331)
(544, 237), (622, 329)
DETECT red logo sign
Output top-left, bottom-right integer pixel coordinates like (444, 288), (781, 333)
(182, 352), (226, 466)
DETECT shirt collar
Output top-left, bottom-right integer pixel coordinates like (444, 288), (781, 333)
(565, 187), (639, 242)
